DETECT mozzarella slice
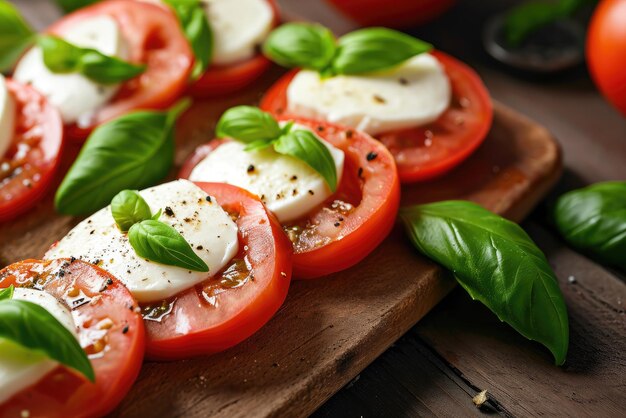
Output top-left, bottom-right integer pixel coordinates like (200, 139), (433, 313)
(287, 53), (451, 136)
(13, 16), (128, 126)
(0, 288), (77, 404)
(188, 124), (345, 223)
(0, 75), (16, 158)
(45, 180), (239, 303)
(204, 0), (274, 65)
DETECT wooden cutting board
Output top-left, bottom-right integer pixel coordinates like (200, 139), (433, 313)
(0, 65), (561, 417)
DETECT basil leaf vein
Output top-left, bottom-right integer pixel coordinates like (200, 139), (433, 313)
(0, 0), (36, 72)
(400, 200), (569, 365)
(0, 299), (94, 382)
(273, 130), (338, 192)
(128, 219), (209, 272)
(55, 100), (190, 215)
(164, 0), (212, 79)
(554, 181), (626, 270)
(111, 190), (153, 232)
(38, 35), (145, 84)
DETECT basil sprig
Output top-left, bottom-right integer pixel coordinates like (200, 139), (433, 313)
(554, 181), (626, 271)
(38, 35), (145, 84)
(0, 0), (35, 72)
(164, 0), (212, 80)
(217, 106), (338, 192)
(401, 201), (569, 365)
(111, 190), (154, 232)
(263, 23), (432, 76)
(55, 99), (191, 215)
(0, 285), (95, 382)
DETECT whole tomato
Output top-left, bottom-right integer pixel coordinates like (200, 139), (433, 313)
(586, 0), (626, 117)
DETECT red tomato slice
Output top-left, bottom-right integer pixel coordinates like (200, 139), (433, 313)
(142, 182), (292, 360)
(46, 0), (194, 140)
(260, 51), (493, 183)
(0, 258), (145, 418)
(0, 79), (63, 222)
(325, 0), (456, 28)
(586, 0), (626, 117)
(189, 0), (280, 97)
(180, 119), (401, 279)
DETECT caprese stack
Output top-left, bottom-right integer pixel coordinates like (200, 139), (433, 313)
(0, 2), (494, 416)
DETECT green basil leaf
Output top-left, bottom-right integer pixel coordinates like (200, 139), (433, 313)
(554, 181), (626, 270)
(273, 129), (338, 192)
(164, 0), (212, 80)
(54, 0), (99, 13)
(38, 35), (145, 84)
(0, 299), (94, 381)
(0, 0), (36, 72)
(263, 23), (337, 72)
(400, 201), (569, 365)
(333, 27), (432, 75)
(111, 190), (153, 232)
(0, 285), (14, 301)
(55, 99), (190, 215)
(151, 208), (162, 221)
(216, 106), (282, 143)
(128, 219), (209, 272)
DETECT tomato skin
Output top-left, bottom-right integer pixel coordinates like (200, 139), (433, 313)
(0, 79), (63, 222)
(188, 0), (280, 97)
(180, 120), (401, 280)
(0, 259), (145, 418)
(47, 0), (194, 140)
(144, 182), (292, 360)
(586, 0), (626, 117)
(260, 51), (493, 183)
(325, 0), (455, 28)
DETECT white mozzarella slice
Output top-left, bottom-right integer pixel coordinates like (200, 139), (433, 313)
(45, 180), (239, 303)
(0, 75), (16, 158)
(287, 53), (451, 136)
(188, 124), (345, 223)
(13, 16), (128, 126)
(204, 0), (274, 65)
(0, 288), (77, 404)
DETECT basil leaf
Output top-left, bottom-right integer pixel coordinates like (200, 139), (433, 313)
(554, 181), (626, 270)
(38, 35), (145, 85)
(0, 285), (14, 301)
(0, 0), (36, 72)
(54, 0), (99, 13)
(263, 23), (337, 72)
(0, 299), (94, 381)
(273, 129), (338, 192)
(55, 99), (190, 215)
(400, 201), (569, 365)
(333, 27), (432, 75)
(164, 0), (212, 80)
(128, 220), (209, 272)
(216, 106), (282, 143)
(111, 190), (153, 232)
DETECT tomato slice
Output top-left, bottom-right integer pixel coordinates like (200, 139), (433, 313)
(47, 0), (194, 140)
(0, 79), (63, 222)
(260, 51), (493, 183)
(325, 0), (456, 28)
(180, 119), (401, 279)
(142, 182), (292, 360)
(0, 258), (145, 418)
(188, 0), (280, 97)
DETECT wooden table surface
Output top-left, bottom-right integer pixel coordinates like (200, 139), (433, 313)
(11, 1), (626, 417)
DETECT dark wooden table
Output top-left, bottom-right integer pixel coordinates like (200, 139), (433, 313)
(13, 1), (626, 417)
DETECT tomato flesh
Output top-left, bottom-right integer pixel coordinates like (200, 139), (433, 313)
(260, 51), (493, 183)
(0, 259), (145, 418)
(143, 182), (292, 360)
(47, 0), (194, 140)
(0, 79), (63, 222)
(180, 120), (401, 279)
